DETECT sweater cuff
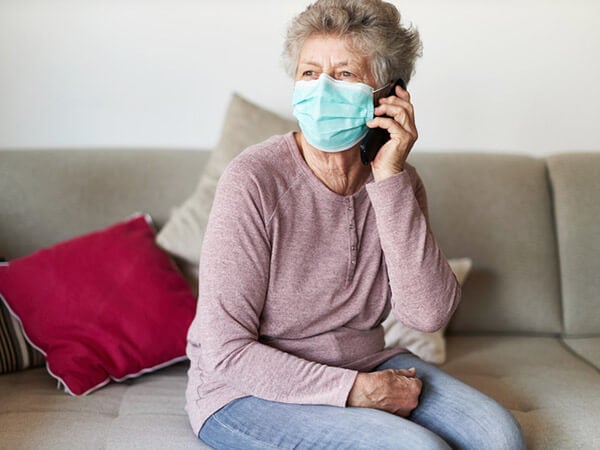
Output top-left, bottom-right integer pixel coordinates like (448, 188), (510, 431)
(335, 369), (359, 408)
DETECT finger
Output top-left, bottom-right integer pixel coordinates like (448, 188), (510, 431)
(414, 377), (423, 390)
(377, 95), (413, 113)
(392, 367), (417, 378)
(366, 116), (417, 142)
(379, 92), (411, 108)
(394, 408), (413, 418)
(395, 84), (410, 101)
(365, 117), (408, 144)
(375, 99), (415, 126)
(367, 116), (404, 131)
(374, 110), (417, 140)
(374, 104), (415, 135)
(379, 87), (412, 105)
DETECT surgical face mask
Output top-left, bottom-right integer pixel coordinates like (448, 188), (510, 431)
(292, 74), (388, 153)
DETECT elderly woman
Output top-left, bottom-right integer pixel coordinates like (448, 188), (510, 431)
(186, 1), (525, 449)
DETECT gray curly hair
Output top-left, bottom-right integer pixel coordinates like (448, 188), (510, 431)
(282, 0), (423, 87)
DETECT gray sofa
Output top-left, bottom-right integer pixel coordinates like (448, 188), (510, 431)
(1, 148), (599, 449)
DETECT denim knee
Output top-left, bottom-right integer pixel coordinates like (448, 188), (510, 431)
(347, 408), (452, 450)
(467, 397), (526, 450)
(492, 406), (526, 450)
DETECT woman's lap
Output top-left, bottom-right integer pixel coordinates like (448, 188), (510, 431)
(199, 353), (525, 450)
(200, 395), (449, 450)
(377, 353), (525, 449)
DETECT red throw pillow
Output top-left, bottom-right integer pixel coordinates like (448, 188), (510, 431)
(0, 214), (197, 395)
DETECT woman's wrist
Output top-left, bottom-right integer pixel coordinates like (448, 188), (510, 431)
(371, 154), (406, 183)
(372, 166), (403, 183)
(347, 372), (371, 408)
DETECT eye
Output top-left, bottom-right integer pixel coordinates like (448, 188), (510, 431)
(301, 70), (319, 80)
(336, 70), (357, 80)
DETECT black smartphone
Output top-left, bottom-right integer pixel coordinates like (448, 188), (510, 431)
(360, 78), (407, 165)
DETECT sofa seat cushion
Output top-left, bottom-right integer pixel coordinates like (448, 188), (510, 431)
(443, 335), (600, 450)
(103, 365), (206, 449)
(0, 366), (129, 449)
(562, 336), (600, 369)
(1, 337), (598, 449)
(0, 362), (209, 450)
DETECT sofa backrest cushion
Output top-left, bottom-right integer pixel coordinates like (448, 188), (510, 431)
(0, 149), (209, 260)
(547, 154), (600, 336)
(1, 149), (566, 337)
(410, 153), (562, 335)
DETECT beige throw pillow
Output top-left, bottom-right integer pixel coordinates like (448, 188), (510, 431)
(382, 257), (473, 365)
(156, 93), (297, 266)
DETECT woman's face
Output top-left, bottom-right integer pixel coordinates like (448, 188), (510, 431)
(295, 34), (376, 88)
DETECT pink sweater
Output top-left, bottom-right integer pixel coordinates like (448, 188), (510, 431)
(185, 132), (460, 435)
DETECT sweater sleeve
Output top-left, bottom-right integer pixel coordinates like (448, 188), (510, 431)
(366, 166), (461, 333)
(187, 158), (357, 406)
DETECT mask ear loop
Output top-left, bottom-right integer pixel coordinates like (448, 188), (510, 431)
(372, 81), (393, 101)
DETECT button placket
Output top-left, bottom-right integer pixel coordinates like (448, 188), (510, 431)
(346, 197), (359, 277)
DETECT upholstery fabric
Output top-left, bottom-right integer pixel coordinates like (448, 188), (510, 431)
(562, 337), (600, 370)
(547, 153), (600, 336)
(409, 153), (563, 334)
(0, 149), (209, 260)
(443, 336), (600, 450)
(1, 337), (597, 450)
(156, 93), (298, 265)
(0, 362), (208, 450)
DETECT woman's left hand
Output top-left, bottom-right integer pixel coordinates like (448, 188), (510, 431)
(367, 85), (418, 182)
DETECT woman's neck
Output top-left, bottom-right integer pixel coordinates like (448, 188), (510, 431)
(295, 132), (371, 196)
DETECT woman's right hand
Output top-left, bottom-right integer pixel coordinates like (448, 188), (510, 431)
(347, 368), (422, 417)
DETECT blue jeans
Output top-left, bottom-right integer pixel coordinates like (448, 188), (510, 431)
(199, 353), (525, 449)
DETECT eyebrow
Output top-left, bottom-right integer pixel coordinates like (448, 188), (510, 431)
(298, 60), (354, 68)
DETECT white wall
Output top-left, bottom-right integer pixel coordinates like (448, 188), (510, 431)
(1, 0), (599, 155)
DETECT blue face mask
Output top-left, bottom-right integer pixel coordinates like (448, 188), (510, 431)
(292, 74), (385, 153)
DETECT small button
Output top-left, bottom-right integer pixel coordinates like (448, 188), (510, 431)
(351, 260), (356, 265)
(347, 206), (353, 211)
(349, 223), (354, 230)
(351, 245), (357, 251)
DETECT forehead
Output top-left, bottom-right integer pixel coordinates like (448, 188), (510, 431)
(298, 34), (366, 67)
